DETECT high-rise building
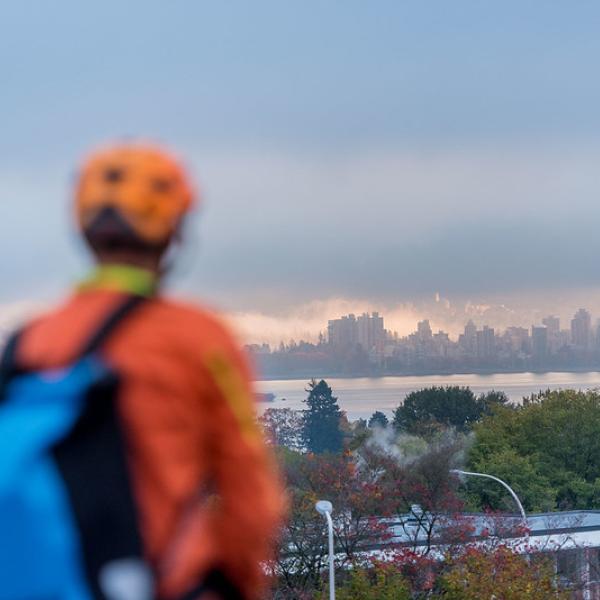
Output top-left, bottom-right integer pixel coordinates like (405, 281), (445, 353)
(464, 320), (477, 339)
(542, 316), (560, 335)
(531, 325), (548, 359)
(571, 309), (592, 350)
(504, 326), (530, 353)
(417, 319), (433, 342)
(432, 330), (451, 357)
(542, 315), (561, 353)
(459, 320), (477, 355)
(476, 326), (495, 359)
(328, 314), (357, 348)
(356, 312), (385, 351)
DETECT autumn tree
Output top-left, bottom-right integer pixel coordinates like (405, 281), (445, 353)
(439, 545), (569, 599)
(360, 431), (466, 553)
(259, 407), (304, 450)
(272, 451), (391, 597)
(335, 563), (410, 600)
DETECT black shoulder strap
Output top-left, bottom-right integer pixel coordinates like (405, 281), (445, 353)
(0, 329), (23, 395)
(0, 294), (146, 399)
(0, 294), (147, 382)
(78, 294), (148, 358)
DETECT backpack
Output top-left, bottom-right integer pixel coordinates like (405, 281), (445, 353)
(0, 295), (153, 600)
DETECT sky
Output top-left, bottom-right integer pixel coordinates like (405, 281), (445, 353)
(3, 1), (600, 342)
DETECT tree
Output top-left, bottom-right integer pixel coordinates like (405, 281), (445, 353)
(272, 451), (392, 597)
(440, 545), (568, 599)
(353, 428), (467, 559)
(393, 386), (475, 435)
(259, 407), (304, 451)
(368, 411), (389, 428)
(335, 564), (410, 600)
(469, 389), (600, 511)
(347, 418), (370, 451)
(302, 379), (344, 454)
(478, 389), (510, 415)
(392, 386), (508, 436)
(462, 447), (555, 513)
(270, 429), (470, 599)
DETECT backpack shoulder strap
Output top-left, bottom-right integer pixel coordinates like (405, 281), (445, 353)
(78, 294), (148, 358)
(0, 329), (24, 395)
(0, 293), (146, 395)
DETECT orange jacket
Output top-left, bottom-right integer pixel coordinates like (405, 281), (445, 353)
(15, 270), (284, 599)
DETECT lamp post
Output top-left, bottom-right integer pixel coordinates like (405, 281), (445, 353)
(315, 500), (335, 600)
(450, 468), (527, 526)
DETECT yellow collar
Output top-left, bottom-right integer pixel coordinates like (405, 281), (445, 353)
(79, 264), (158, 297)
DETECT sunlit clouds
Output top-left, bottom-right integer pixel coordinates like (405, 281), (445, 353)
(5, 144), (600, 347)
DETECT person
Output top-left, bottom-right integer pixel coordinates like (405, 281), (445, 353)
(2, 144), (284, 599)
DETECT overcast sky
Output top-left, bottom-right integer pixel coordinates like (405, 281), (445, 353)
(3, 2), (600, 339)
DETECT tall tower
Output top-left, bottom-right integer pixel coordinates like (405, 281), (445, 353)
(417, 319), (433, 341)
(357, 312), (385, 351)
(531, 325), (548, 360)
(542, 315), (560, 335)
(571, 309), (592, 350)
(476, 326), (495, 359)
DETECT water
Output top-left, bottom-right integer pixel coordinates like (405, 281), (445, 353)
(256, 372), (600, 420)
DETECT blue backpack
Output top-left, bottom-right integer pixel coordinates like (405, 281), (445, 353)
(0, 295), (153, 600)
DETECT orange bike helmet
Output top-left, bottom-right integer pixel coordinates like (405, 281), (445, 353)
(75, 143), (196, 246)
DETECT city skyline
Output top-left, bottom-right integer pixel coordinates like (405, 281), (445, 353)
(248, 305), (600, 379)
(255, 305), (600, 353)
(7, 291), (600, 350)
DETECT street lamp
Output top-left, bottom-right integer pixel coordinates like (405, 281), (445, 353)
(315, 500), (335, 600)
(450, 469), (527, 526)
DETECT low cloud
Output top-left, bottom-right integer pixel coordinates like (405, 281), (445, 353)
(226, 288), (600, 346)
(226, 297), (426, 346)
(4, 143), (600, 326)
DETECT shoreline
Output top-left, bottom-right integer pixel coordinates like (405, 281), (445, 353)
(255, 366), (600, 382)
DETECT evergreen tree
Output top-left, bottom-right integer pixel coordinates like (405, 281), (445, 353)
(368, 410), (389, 428)
(302, 379), (344, 453)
